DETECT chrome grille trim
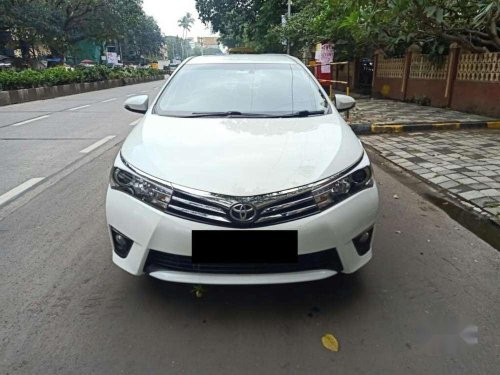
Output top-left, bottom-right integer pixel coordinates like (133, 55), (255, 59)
(171, 195), (226, 214)
(165, 186), (321, 227)
(260, 196), (315, 215)
(168, 204), (231, 223)
(256, 204), (318, 223)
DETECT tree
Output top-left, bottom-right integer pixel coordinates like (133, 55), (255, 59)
(195, 0), (500, 59)
(368, 0), (500, 54)
(121, 14), (164, 63)
(177, 12), (195, 59)
(0, 0), (165, 64)
(164, 35), (191, 61)
(196, 0), (286, 51)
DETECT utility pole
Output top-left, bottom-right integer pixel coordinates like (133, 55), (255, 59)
(286, 0), (292, 55)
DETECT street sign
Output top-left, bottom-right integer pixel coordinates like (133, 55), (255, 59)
(106, 52), (119, 65)
(318, 43), (334, 73)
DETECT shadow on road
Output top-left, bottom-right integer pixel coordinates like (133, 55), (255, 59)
(138, 271), (367, 319)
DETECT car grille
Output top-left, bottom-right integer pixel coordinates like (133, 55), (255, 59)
(166, 188), (320, 228)
(144, 248), (343, 274)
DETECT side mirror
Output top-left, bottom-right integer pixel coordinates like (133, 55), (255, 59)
(335, 94), (356, 112)
(124, 95), (149, 114)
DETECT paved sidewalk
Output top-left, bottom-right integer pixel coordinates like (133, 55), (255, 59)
(361, 129), (500, 223)
(348, 99), (495, 125)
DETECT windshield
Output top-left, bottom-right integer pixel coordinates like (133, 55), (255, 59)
(154, 63), (330, 117)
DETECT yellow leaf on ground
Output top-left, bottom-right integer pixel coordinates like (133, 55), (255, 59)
(321, 333), (339, 352)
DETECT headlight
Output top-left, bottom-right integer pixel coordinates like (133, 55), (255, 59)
(312, 158), (373, 211)
(110, 167), (172, 210)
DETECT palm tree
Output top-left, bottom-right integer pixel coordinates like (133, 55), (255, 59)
(177, 12), (195, 59)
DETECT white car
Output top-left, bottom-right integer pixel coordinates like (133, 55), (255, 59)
(106, 54), (379, 285)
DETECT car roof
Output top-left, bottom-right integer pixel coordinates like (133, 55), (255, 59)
(186, 54), (298, 65)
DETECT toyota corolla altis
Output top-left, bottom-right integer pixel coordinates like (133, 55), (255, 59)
(106, 54), (379, 285)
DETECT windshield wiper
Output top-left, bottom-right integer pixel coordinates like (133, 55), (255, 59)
(278, 110), (326, 118)
(183, 111), (271, 118)
(178, 110), (327, 118)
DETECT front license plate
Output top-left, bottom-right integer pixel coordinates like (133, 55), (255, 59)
(192, 230), (298, 263)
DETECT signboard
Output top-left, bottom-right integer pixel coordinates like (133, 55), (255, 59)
(316, 43), (333, 74)
(106, 52), (119, 65)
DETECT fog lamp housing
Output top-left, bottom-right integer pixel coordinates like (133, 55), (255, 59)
(353, 227), (374, 256)
(110, 227), (133, 258)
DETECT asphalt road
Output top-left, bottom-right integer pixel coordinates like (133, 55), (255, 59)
(1, 83), (499, 374)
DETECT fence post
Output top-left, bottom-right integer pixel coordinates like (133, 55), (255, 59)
(347, 61), (350, 95)
(402, 44), (420, 100)
(372, 49), (384, 92)
(445, 42), (460, 107)
(352, 58), (359, 90)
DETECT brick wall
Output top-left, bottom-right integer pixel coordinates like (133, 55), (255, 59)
(372, 47), (500, 117)
(372, 55), (405, 100)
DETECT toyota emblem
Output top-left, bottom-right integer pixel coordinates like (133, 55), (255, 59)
(229, 203), (257, 223)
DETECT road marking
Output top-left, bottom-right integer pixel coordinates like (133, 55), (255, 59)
(67, 104), (91, 111)
(0, 178), (44, 206)
(79, 135), (116, 154)
(126, 93), (137, 97)
(101, 98), (117, 103)
(140, 90), (148, 93)
(10, 115), (50, 127)
(129, 118), (142, 126)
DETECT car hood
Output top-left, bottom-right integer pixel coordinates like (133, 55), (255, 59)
(121, 113), (363, 196)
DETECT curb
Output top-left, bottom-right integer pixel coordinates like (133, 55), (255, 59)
(351, 120), (500, 135)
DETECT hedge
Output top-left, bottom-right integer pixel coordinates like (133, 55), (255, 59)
(0, 66), (163, 91)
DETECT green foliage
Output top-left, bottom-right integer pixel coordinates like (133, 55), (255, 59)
(164, 36), (192, 61)
(196, 0), (287, 51)
(177, 13), (196, 59)
(343, 0), (500, 55)
(178, 13), (195, 33)
(0, 66), (162, 91)
(195, 0), (500, 58)
(0, 0), (164, 61)
(408, 95), (432, 106)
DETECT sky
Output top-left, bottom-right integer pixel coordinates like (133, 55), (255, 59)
(142, 0), (216, 38)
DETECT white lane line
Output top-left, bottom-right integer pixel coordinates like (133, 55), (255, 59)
(79, 135), (116, 154)
(67, 104), (91, 111)
(129, 118), (142, 126)
(0, 178), (44, 206)
(126, 93), (137, 97)
(101, 98), (117, 103)
(10, 115), (50, 127)
(140, 90), (148, 93)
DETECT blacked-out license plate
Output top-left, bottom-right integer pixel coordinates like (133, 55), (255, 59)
(192, 230), (298, 263)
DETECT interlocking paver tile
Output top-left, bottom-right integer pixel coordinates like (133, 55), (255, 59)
(429, 176), (450, 184)
(347, 98), (496, 125)
(481, 189), (500, 197)
(361, 129), (500, 222)
(459, 190), (485, 200)
(480, 171), (497, 177)
(440, 181), (460, 189)
(457, 177), (478, 185)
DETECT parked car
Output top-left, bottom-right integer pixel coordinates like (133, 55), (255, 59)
(0, 54), (13, 69)
(106, 54), (379, 285)
(166, 63), (179, 74)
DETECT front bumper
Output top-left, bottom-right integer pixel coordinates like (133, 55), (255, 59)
(105, 182), (379, 284)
